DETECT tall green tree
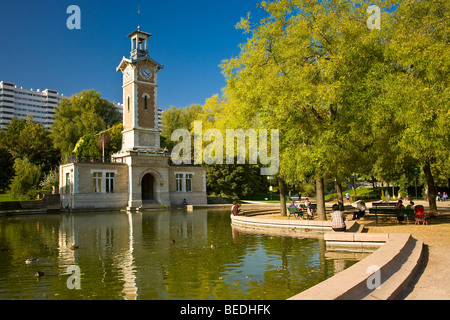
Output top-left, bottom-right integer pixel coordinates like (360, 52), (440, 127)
(51, 90), (121, 157)
(220, 0), (393, 219)
(206, 163), (264, 199)
(8, 157), (43, 200)
(0, 116), (60, 175)
(0, 146), (14, 191)
(161, 104), (204, 150)
(72, 123), (123, 162)
(380, 0), (449, 211)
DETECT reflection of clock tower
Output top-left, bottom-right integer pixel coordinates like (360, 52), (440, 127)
(116, 29), (164, 152)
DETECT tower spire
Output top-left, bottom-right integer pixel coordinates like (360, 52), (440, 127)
(137, 5), (141, 31)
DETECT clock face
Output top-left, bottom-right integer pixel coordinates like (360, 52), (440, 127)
(140, 67), (152, 79)
(125, 67), (131, 80)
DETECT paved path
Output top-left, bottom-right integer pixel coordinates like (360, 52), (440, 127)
(240, 198), (450, 299)
(360, 200), (450, 300)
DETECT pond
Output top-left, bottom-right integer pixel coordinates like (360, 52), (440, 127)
(0, 209), (361, 300)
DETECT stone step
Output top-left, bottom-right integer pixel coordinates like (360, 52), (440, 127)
(362, 237), (423, 300)
(290, 233), (424, 300)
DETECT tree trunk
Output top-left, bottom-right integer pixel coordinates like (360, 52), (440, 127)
(316, 175), (327, 221)
(351, 178), (356, 202)
(279, 177), (287, 217)
(335, 178), (344, 211)
(423, 160), (438, 212)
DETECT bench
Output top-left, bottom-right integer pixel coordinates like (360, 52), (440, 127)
(288, 207), (303, 219)
(299, 203), (317, 209)
(371, 202), (397, 209)
(368, 208), (415, 224)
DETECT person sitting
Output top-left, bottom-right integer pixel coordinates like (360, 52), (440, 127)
(353, 201), (366, 220)
(231, 201), (237, 215)
(406, 201), (415, 210)
(304, 198), (313, 220)
(232, 202), (243, 216)
(443, 192), (448, 202)
(331, 204), (346, 232)
(395, 199), (405, 223)
(288, 201), (296, 208)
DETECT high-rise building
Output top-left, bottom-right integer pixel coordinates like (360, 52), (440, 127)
(0, 80), (63, 130)
(0, 80), (158, 131)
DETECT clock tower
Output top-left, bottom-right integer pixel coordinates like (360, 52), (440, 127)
(116, 29), (164, 152)
(59, 28), (207, 212)
(113, 29), (170, 209)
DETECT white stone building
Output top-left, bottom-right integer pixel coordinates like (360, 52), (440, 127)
(59, 29), (207, 211)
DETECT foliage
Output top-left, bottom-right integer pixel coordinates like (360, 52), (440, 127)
(73, 134), (102, 161)
(51, 90), (122, 157)
(161, 103), (269, 198)
(39, 168), (59, 193)
(0, 117), (60, 196)
(206, 163), (265, 199)
(208, 0), (449, 214)
(8, 157), (43, 200)
(0, 116), (60, 174)
(218, 0), (399, 218)
(161, 104), (204, 150)
(375, 0), (450, 211)
(73, 123), (124, 161)
(0, 146), (14, 191)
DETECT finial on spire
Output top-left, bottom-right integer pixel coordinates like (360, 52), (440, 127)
(137, 5), (141, 31)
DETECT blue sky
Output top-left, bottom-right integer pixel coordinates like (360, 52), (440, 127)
(0, 0), (266, 109)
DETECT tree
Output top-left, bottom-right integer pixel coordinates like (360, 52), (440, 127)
(51, 90), (121, 157)
(0, 146), (14, 191)
(161, 101), (269, 199)
(380, 0), (450, 212)
(73, 134), (102, 161)
(0, 116), (60, 174)
(161, 104), (204, 150)
(72, 123), (124, 162)
(220, 0), (392, 219)
(8, 157), (43, 200)
(206, 163), (264, 199)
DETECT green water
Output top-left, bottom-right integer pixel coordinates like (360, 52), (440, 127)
(0, 209), (358, 300)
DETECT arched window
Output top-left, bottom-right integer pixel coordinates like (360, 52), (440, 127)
(143, 93), (150, 111)
(127, 96), (130, 112)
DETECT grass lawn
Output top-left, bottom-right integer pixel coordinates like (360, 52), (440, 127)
(324, 187), (381, 202)
(241, 192), (282, 203)
(0, 194), (16, 202)
(239, 188), (382, 203)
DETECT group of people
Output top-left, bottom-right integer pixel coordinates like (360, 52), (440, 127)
(288, 198), (315, 220)
(394, 199), (416, 223)
(437, 192), (448, 202)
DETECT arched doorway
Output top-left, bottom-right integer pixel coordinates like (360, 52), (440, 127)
(141, 173), (154, 203)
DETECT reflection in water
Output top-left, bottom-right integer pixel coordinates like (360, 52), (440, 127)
(117, 212), (137, 300)
(0, 209), (361, 300)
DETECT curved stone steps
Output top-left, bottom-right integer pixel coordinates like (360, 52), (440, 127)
(289, 233), (423, 300)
